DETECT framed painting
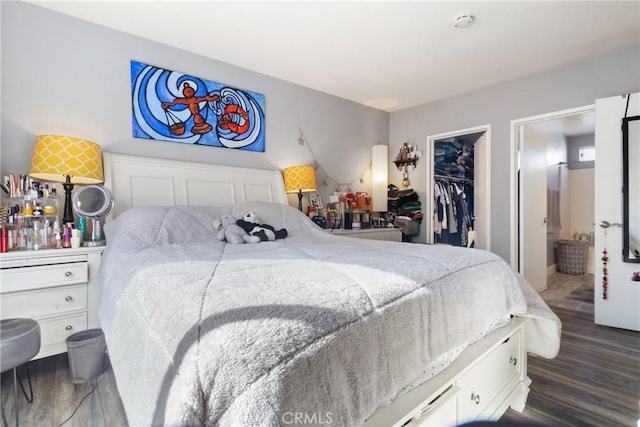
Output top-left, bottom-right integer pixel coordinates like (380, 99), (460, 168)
(131, 60), (265, 152)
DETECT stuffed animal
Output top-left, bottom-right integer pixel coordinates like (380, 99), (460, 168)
(236, 212), (288, 241)
(213, 214), (260, 244)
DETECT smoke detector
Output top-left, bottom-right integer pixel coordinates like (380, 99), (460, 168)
(454, 14), (475, 29)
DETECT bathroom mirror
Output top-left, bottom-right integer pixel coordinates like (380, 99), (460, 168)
(622, 115), (640, 263)
(72, 184), (114, 247)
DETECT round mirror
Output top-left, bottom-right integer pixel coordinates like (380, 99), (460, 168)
(73, 185), (114, 247)
(72, 185), (113, 218)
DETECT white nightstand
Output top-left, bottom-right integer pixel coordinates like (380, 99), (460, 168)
(0, 246), (104, 359)
(325, 228), (403, 242)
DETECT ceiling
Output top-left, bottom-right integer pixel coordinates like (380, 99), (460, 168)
(529, 110), (596, 138)
(26, 1), (640, 112)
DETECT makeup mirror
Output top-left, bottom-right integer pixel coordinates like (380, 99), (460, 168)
(622, 115), (640, 263)
(72, 184), (113, 247)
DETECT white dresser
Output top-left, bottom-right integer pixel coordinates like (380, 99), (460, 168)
(365, 317), (529, 427)
(0, 247), (103, 359)
(325, 227), (403, 242)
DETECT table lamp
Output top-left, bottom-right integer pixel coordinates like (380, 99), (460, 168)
(29, 135), (104, 224)
(283, 165), (317, 211)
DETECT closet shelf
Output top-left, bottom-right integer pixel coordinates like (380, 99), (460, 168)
(393, 159), (417, 169)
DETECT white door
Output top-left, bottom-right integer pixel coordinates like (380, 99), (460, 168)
(474, 132), (489, 250)
(520, 125), (548, 292)
(594, 93), (640, 331)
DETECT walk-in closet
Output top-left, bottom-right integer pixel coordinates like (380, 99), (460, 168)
(427, 127), (489, 249)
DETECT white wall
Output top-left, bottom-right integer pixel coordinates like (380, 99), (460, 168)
(3, 2), (639, 262)
(390, 43), (640, 262)
(568, 169), (595, 239)
(0, 2), (389, 210)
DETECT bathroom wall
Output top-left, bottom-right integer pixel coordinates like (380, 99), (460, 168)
(567, 134), (595, 170)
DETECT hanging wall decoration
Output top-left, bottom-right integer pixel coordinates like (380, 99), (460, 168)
(394, 142), (421, 188)
(131, 60), (265, 152)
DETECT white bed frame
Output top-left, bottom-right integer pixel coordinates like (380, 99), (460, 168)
(101, 152), (532, 427)
(102, 152), (287, 218)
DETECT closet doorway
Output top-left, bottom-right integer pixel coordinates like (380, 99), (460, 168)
(426, 125), (491, 250)
(511, 105), (595, 292)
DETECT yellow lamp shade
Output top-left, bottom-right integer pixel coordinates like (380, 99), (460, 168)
(29, 135), (104, 184)
(283, 165), (317, 193)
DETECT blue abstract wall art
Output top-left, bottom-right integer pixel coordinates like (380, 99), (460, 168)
(131, 60), (265, 152)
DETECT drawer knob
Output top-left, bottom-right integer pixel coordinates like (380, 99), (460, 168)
(65, 325), (73, 331)
(65, 271), (73, 277)
(471, 392), (480, 405)
(510, 356), (517, 366)
(65, 296), (73, 302)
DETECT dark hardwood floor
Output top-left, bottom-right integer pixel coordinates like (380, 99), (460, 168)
(502, 306), (640, 426)
(2, 278), (638, 426)
(1, 353), (126, 427)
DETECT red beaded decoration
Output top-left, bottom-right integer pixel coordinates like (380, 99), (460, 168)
(602, 249), (609, 300)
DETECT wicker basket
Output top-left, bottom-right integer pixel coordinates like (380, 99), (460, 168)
(556, 240), (589, 275)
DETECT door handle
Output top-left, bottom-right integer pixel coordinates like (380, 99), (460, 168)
(542, 217), (547, 225)
(599, 220), (622, 229)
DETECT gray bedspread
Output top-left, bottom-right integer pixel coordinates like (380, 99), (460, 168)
(98, 202), (560, 427)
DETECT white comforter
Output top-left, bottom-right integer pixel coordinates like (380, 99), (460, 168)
(99, 202), (560, 427)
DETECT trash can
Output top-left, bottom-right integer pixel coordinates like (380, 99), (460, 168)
(66, 328), (106, 383)
(556, 239), (589, 275)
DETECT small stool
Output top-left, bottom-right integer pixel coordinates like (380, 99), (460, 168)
(0, 319), (41, 427)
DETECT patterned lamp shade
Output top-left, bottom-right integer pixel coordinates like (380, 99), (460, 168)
(29, 135), (104, 184)
(283, 165), (317, 193)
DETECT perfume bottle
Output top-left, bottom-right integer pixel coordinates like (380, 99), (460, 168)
(76, 215), (86, 241)
(32, 221), (42, 250)
(62, 224), (71, 248)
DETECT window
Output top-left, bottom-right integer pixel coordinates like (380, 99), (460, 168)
(579, 146), (595, 162)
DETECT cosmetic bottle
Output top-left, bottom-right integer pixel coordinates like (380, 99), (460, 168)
(77, 215), (86, 241)
(26, 228), (33, 250)
(0, 228), (7, 253)
(19, 228), (27, 250)
(53, 220), (62, 248)
(71, 229), (81, 249)
(32, 221), (42, 250)
(42, 219), (50, 248)
(62, 224), (71, 248)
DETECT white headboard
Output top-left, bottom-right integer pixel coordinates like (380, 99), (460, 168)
(103, 152), (288, 218)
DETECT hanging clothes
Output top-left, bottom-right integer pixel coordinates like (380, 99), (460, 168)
(433, 136), (476, 248)
(433, 177), (474, 246)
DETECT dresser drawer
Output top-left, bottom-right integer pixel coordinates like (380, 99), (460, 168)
(1, 262), (88, 293)
(409, 385), (459, 427)
(1, 284), (87, 319)
(37, 312), (88, 359)
(457, 330), (521, 423)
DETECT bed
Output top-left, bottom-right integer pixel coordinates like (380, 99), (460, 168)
(99, 153), (561, 427)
